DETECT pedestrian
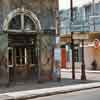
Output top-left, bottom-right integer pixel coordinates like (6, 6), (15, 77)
(91, 59), (97, 70)
(53, 60), (61, 81)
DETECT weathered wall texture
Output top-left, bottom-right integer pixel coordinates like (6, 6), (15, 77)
(40, 33), (55, 80)
(0, 34), (8, 84)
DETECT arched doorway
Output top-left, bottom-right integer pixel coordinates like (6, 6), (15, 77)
(3, 8), (41, 82)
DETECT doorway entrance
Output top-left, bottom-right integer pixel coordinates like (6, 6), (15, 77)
(8, 46), (38, 81)
(4, 8), (41, 83)
(8, 34), (38, 82)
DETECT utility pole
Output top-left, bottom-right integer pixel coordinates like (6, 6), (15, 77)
(70, 0), (75, 80)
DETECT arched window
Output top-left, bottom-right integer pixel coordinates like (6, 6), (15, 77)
(3, 8), (41, 32)
(8, 14), (36, 31)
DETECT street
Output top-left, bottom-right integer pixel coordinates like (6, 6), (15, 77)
(29, 88), (100, 100)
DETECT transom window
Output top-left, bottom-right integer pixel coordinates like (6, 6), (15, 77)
(8, 14), (36, 31)
(3, 8), (41, 32)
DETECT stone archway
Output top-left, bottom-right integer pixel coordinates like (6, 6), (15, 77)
(3, 8), (42, 82)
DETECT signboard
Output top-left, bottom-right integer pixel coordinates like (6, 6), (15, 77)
(94, 39), (100, 48)
(73, 33), (88, 40)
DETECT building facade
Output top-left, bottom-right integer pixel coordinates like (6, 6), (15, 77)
(59, 1), (100, 70)
(0, 0), (57, 85)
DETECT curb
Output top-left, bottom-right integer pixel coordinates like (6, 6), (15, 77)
(0, 82), (100, 100)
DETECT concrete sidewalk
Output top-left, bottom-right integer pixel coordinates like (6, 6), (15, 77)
(61, 69), (100, 73)
(0, 82), (100, 100)
(0, 69), (100, 100)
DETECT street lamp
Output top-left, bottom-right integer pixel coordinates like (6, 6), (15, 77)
(81, 39), (86, 80)
(80, 21), (88, 80)
(73, 33), (88, 80)
(70, 0), (75, 80)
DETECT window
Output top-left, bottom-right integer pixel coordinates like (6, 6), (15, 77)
(8, 14), (36, 31)
(27, 48), (36, 64)
(85, 5), (91, 19)
(15, 48), (36, 65)
(24, 16), (36, 30)
(16, 48), (25, 65)
(8, 15), (21, 30)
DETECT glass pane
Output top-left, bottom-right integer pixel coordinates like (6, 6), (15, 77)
(16, 48), (20, 56)
(22, 57), (25, 64)
(16, 57), (20, 64)
(21, 48), (25, 56)
(28, 48), (33, 64)
(24, 15), (36, 31)
(8, 15), (21, 30)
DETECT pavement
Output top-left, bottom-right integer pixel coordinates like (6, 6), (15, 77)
(30, 88), (100, 100)
(0, 82), (100, 100)
(0, 69), (100, 100)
